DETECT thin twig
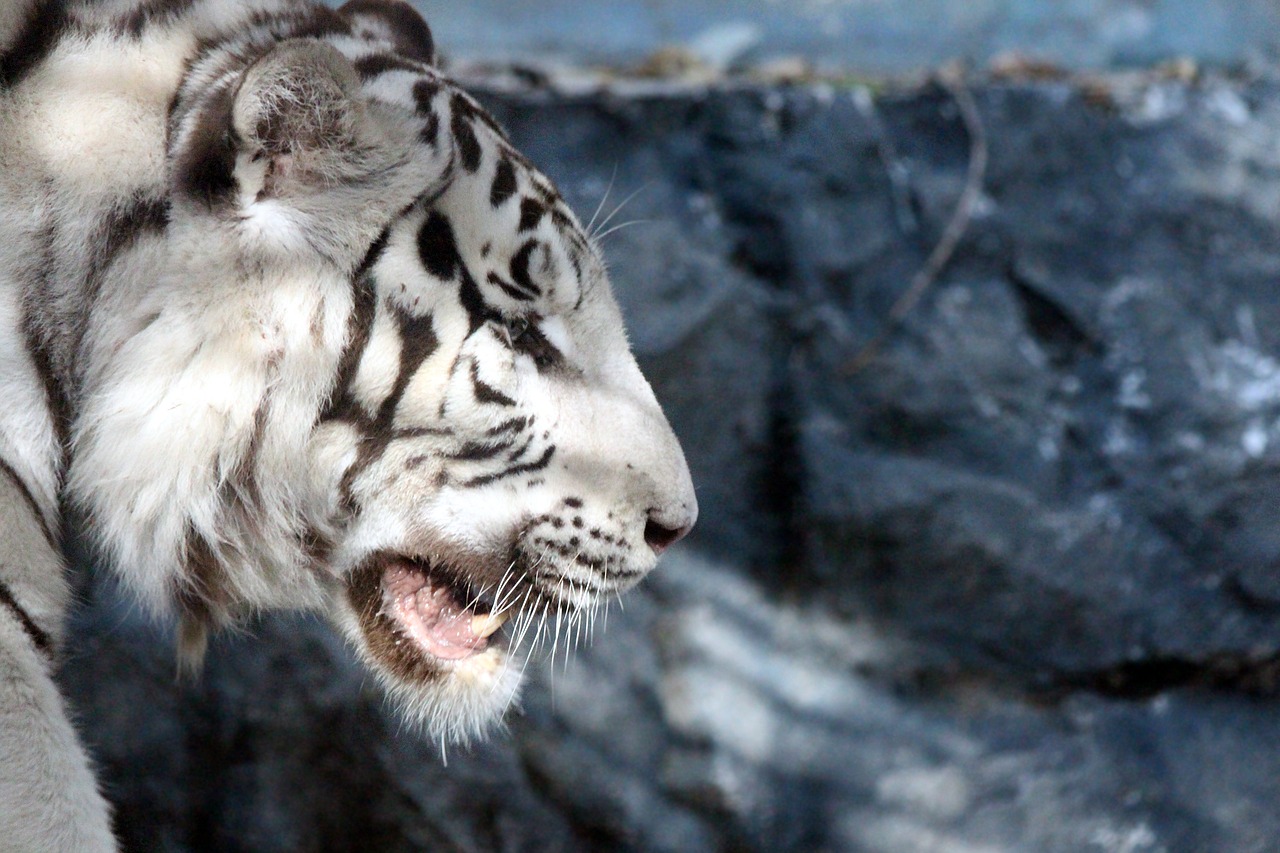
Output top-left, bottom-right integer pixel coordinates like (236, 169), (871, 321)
(843, 69), (989, 376)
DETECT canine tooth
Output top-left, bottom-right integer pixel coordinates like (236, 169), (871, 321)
(472, 611), (509, 639)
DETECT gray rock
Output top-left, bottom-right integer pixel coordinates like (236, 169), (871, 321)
(794, 77), (1280, 677)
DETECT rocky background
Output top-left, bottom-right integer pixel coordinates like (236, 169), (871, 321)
(56, 5), (1280, 853)
(413, 0), (1280, 74)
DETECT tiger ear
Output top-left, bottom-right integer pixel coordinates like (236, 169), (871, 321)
(174, 39), (375, 208)
(230, 39), (372, 198)
(338, 0), (436, 65)
(174, 37), (450, 259)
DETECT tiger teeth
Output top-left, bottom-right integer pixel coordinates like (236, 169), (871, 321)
(471, 611), (509, 639)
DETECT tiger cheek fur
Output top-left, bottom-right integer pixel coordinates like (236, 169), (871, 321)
(0, 0), (694, 761)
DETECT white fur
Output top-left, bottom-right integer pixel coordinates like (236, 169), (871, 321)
(0, 287), (60, 528)
(71, 252), (353, 614)
(22, 29), (190, 198)
(0, 633), (117, 853)
(0, 470), (116, 853)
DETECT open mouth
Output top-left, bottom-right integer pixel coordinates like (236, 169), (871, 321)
(343, 540), (629, 693)
(381, 559), (511, 661)
(345, 552), (518, 681)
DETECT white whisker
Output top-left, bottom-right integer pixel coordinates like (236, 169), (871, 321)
(510, 586), (537, 654)
(550, 577), (565, 667)
(487, 561), (517, 613)
(585, 162), (619, 236)
(590, 182), (650, 241)
(595, 218), (651, 243)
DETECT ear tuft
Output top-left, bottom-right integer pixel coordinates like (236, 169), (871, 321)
(338, 0), (436, 65)
(233, 40), (365, 184)
(174, 40), (375, 208)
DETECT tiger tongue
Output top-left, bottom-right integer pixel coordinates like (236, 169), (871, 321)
(384, 562), (492, 660)
(400, 584), (489, 660)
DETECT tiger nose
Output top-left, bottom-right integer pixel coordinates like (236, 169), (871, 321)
(643, 504), (696, 556)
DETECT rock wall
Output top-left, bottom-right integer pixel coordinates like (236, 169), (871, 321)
(62, 68), (1280, 852)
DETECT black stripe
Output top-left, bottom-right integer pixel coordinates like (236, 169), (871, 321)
(338, 0), (436, 65)
(322, 230), (386, 422)
(173, 81), (239, 210)
(505, 432), (535, 463)
(450, 94), (482, 173)
(19, 315), (66, 452)
(113, 0), (198, 38)
(419, 111), (440, 147)
(550, 208), (576, 231)
(490, 156), (517, 208)
(518, 198), (545, 232)
(0, 582), (53, 657)
(446, 440), (513, 462)
(486, 416), (529, 436)
(352, 52), (424, 79)
(85, 195), (171, 295)
(269, 6), (353, 40)
(412, 79), (442, 146)
(390, 426), (453, 440)
(509, 240), (544, 297)
(511, 322), (564, 371)
(375, 306), (439, 424)
(76, 195), (170, 355)
(412, 78), (440, 111)
(355, 225), (392, 278)
(417, 211), (461, 280)
(457, 270), (494, 334)
(487, 271), (536, 302)
(21, 225), (70, 464)
(462, 444), (556, 488)
(0, 0), (71, 88)
(335, 304), (439, 509)
(0, 458), (56, 550)
(105, 195), (170, 249)
(470, 361), (515, 407)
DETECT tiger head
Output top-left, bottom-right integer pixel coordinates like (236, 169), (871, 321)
(68, 7), (695, 742)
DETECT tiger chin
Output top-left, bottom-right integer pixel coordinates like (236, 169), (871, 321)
(0, 0), (694, 846)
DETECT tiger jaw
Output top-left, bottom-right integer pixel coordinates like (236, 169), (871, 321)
(382, 560), (509, 661)
(343, 536), (634, 693)
(345, 552), (510, 682)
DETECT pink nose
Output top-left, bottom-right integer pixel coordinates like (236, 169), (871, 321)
(643, 516), (692, 555)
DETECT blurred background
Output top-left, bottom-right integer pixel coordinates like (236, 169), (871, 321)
(63, 2), (1280, 851)
(409, 0), (1280, 73)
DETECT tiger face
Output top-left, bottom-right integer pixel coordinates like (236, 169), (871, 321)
(64, 18), (695, 741)
(314, 81), (698, 737)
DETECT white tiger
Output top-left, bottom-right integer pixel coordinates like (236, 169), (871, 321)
(0, 1), (697, 849)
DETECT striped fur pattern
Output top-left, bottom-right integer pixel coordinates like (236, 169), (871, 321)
(0, 1), (696, 848)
